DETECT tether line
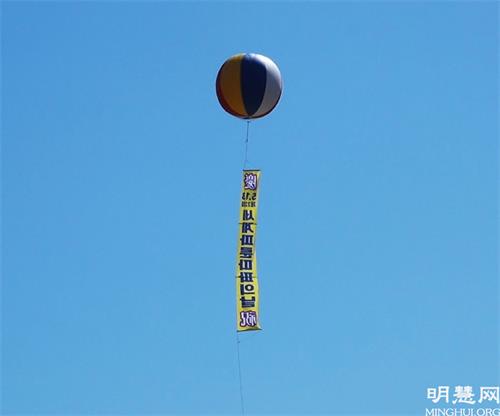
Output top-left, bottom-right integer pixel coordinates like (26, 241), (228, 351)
(236, 332), (245, 414)
(237, 120), (250, 415)
(243, 120), (250, 169)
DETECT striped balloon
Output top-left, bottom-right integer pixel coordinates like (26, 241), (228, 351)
(216, 53), (282, 120)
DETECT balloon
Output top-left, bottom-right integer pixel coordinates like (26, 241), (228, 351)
(216, 53), (282, 120)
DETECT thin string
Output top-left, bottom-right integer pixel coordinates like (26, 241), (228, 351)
(236, 332), (245, 414)
(243, 120), (250, 169)
(237, 119), (250, 415)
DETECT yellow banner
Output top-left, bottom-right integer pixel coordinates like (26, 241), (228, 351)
(236, 170), (261, 332)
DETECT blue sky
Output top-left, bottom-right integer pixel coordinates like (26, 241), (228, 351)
(1, 1), (498, 415)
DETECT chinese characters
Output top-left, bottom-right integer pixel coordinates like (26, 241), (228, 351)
(427, 386), (499, 405)
(236, 170), (261, 331)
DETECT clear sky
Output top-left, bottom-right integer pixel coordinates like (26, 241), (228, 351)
(1, 1), (498, 415)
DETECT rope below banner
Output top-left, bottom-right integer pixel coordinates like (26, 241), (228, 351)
(236, 332), (245, 414)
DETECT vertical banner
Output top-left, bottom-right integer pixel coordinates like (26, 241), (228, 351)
(236, 170), (261, 332)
